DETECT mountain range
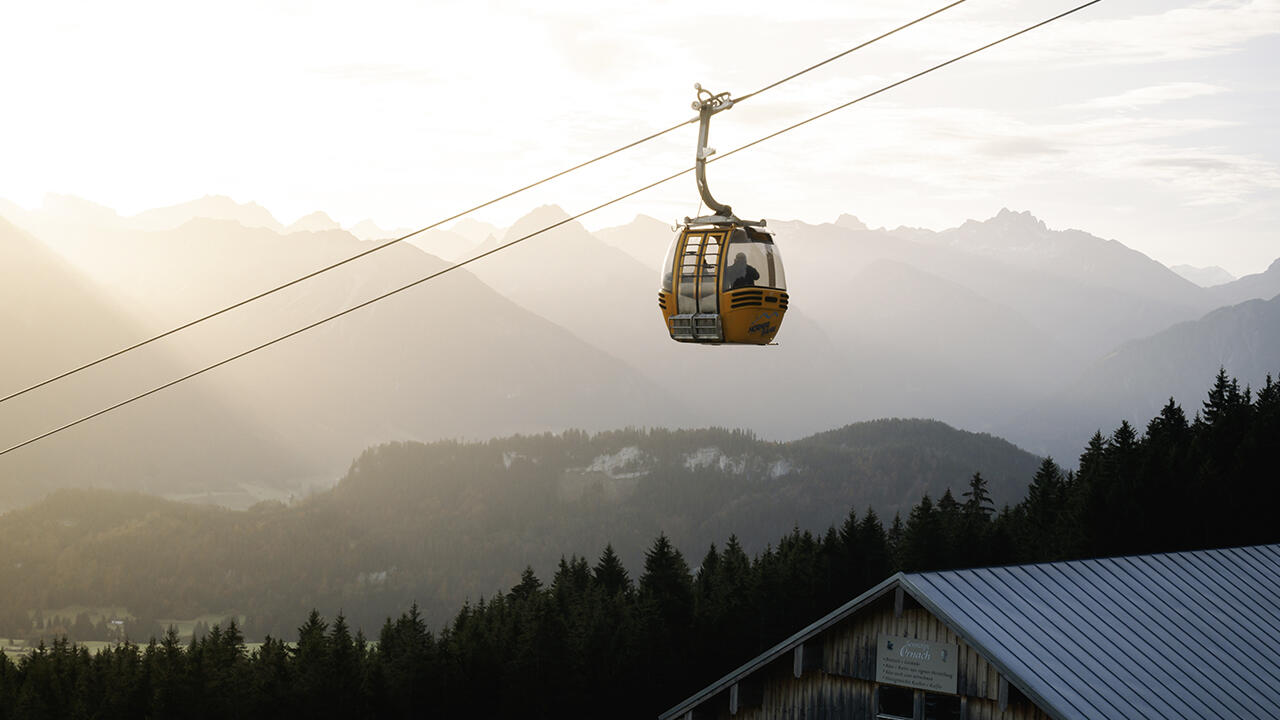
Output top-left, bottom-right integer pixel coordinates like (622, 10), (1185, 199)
(0, 217), (306, 511)
(2, 194), (1277, 507)
(0, 205), (680, 511)
(1004, 294), (1280, 457)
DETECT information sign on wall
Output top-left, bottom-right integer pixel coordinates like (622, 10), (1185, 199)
(875, 633), (959, 694)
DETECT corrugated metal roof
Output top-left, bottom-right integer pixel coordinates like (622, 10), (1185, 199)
(659, 544), (1280, 720)
(905, 544), (1280, 720)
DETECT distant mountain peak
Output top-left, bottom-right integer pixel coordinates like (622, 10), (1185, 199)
(449, 218), (502, 246)
(1171, 264), (1236, 288)
(1207, 255), (1280, 306)
(128, 195), (283, 232)
(285, 211), (341, 234)
(623, 213), (668, 228)
(949, 209), (1055, 255)
(349, 219), (387, 240)
(348, 219), (417, 241)
(835, 213), (868, 231)
(521, 204), (571, 224)
(990, 207), (1048, 232)
(504, 204), (579, 242)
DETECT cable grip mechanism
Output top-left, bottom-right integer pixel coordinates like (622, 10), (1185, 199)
(690, 83), (736, 220)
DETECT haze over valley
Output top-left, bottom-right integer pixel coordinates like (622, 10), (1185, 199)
(2, 196), (1276, 514)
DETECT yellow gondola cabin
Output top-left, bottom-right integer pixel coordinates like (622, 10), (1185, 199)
(659, 222), (787, 344)
(658, 84), (789, 345)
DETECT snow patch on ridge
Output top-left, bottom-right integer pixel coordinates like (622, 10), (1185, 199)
(558, 447), (649, 503)
(684, 447), (746, 475)
(587, 446), (649, 479)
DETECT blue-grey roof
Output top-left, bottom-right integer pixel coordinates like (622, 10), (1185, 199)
(906, 544), (1280, 720)
(659, 544), (1280, 720)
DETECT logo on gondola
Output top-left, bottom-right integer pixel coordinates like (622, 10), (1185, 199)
(747, 307), (778, 333)
(749, 311), (779, 335)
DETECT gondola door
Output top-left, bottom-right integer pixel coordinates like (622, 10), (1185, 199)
(670, 229), (728, 342)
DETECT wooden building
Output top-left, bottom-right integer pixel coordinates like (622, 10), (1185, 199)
(660, 544), (1280, 720)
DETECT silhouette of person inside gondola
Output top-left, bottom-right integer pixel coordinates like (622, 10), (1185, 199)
(725, 251), (760, 289)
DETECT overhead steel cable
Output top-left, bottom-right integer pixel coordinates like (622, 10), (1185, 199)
(721, 0), (1104, 165)
(0, 0), (1102, 457)
(734, 0), (967, 104)
(0, 119), (688, 406)
(0, 0), (969, 406)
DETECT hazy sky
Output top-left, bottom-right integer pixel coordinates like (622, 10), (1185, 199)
(2, 0), (1277, 275)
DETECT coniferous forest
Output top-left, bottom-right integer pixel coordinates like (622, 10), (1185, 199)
(0, 371), (1277, 719)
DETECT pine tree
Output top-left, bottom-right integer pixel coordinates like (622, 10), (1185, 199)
(936, 489), (964, 567)
(249, 635), (294, 718)
(1201, 367), (1244, 429)
(1022, 457), (1065, 559)
(901, 495), (944, 572)
(962, 473), (995, 519)
(552, 555), (592, 610)
(592, 544), (631, 597)
(639, 534), (693, 631)
(856, 509), (892, 592)
(1068, 432), (1110, 557)
(293, 610), (333, 718)
(955, 474), (995, 566)
(887, 513), (906, 568)
(692, 544), (722, 631)
(376, 604), (435, 719)
(329, 613), (362, 717)
(638, 533), (694, 701)
(1090, 421), (1138, 552)
(149, 627), (188, 718)
(511, 566), (543, 601)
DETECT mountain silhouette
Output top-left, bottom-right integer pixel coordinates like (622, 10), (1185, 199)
(128, 195), (284, 232)
(0, 217), (306, 511)
(1209, 258), (1280, 307)
(1172, 264), (1236, 287)
(284, 211), (341, 234)
(6, 195), (1278, 494)
(1000, 293), (1280, 460)
(0, 211), (685, 494)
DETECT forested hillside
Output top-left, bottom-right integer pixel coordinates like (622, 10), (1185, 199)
(0, 419), (1038, 639)
(0, 371), (1274, 719)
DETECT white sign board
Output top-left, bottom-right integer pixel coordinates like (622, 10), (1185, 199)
(875, 633), (959, 694)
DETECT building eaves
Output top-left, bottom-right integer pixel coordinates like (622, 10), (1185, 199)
(657, 573), (906, 720)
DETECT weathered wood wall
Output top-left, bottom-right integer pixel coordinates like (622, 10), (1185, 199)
(704, 596), (1050, 720)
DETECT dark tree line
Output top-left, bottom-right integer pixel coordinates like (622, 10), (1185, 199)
(0, 371), (1275, 719)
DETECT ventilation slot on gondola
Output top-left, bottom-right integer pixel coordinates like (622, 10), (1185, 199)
(729, 290), (764, 309)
